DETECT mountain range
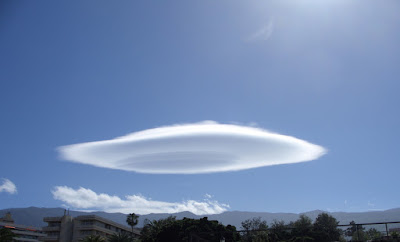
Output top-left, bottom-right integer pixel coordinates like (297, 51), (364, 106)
(1, 207), (400, 230)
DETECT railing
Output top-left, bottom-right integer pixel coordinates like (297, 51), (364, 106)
(338, 221), (400, 240)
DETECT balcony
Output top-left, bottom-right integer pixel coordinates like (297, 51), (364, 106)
(42, 235), (59, 242)
(42, 226), (61, 232)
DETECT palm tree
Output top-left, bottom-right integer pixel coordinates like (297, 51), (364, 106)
(80, 234), (106, 242)
(126, 213), (139, 237)
(108, 232), (131, 242)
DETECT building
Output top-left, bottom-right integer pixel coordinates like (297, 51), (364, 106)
(42, 211), (140, 242)
(0, 212), (47, 242)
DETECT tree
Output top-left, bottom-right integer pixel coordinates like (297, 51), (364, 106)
(390, 230), (400, 239)
(141, 216), (177, 242)
(80, 235), (106, 242)
(269, 220), (291, 242)
(126, 213), (139, 237)
(0, 227), (15, 242)
(108, 232), (131, 242)
(312, 213), (341, 242)
(345, 221), (358, 237)
(351, 230), (368, 242)
(291, 215), (314, 242)
(140, 216), (239, 242)
(366, 228), (381, 241)
(241, 217), (268, 231)
(241, 217), (269, 242)
(345, 221), (366, 241)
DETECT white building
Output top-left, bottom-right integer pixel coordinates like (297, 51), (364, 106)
(42, 211), (140, 242)
(0, 212), (46, 242)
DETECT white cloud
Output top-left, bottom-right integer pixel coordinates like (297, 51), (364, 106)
(52, 186), (229, 215)
(0, 178), (17, 194)
(247, 18), (275, 42)
(58, 121), (326, 174)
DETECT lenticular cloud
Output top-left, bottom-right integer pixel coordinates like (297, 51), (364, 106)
(58, 121), (326, 174)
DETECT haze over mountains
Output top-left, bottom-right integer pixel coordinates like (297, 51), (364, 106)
(1, 207), (400, 229)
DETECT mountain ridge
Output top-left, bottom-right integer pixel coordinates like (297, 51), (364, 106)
(1, 207), (400, 229)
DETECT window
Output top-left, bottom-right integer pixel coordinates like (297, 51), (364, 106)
(48, 222), (61, 227)
(48, 231), (60, 237)
(81, 220), (94, 226)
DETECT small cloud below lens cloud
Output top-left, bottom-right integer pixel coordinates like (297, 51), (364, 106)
(52, 186), (229, 215)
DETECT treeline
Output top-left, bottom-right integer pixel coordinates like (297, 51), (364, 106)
(241, 213), (342, 242)
(140, 216), (238, 242)
(138, 213), (400, 242)
(139, 212), (342, 242)
(74, 212), (400, 242)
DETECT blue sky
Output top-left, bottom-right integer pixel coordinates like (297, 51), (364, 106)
(1, 0), (399, 215)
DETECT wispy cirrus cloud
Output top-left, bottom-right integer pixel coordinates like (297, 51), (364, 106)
(0, 178), (17, 194)
(58, 121), (326, 174)
(52, 186), (229, 215)
(247, 18), (275, 42)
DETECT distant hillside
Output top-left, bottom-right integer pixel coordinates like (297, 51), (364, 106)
(1, 207), (400, 229)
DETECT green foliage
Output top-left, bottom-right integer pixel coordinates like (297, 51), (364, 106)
(241, 217), (269, 242)
(241, 217), (268, 231)
(269, 220), (291, 241)
(108, 232), (131, 242)
(140, 216), (177, 242)
(225, 225), (240, 242)
(140, 216), (239, 242)
(345, 220), (365, 238)
(126, 213), (139, 235)
(139, 213), (344, 242)
(338, 235), (347, 242)
(345, 221), (382, 241)
(0, 227), (15, 242)
(391, 231), (400, 239)
(351, 230), (368, 242)
(126, 213), (139, 228)
(312, 213), (341, 242)
(291, 215), (314, 242)
(289, 236), (314, 242)
(366, 228), (381, 241)
(80, 235), (107, 242)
